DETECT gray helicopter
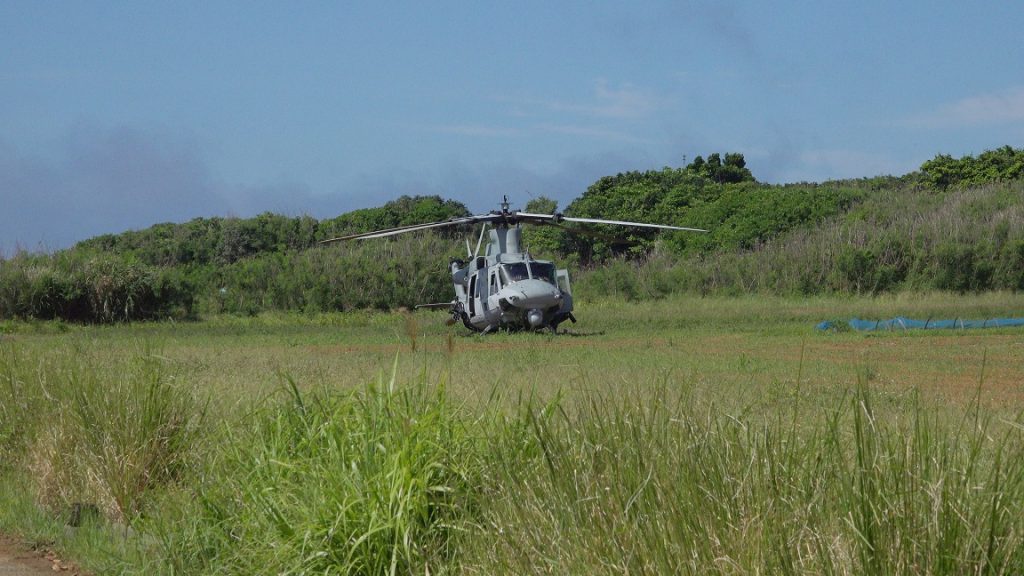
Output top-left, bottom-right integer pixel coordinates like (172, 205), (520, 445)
(322, 197), (705, 333)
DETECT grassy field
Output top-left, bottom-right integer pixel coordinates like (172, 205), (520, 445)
(2, 293), (1024, 574)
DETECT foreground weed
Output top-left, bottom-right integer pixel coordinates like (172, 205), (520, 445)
(2, 342), (203, 524)
(165, 360), (480, 575)
(0, 343), (47, 465)
(469, 382), (1024, 575)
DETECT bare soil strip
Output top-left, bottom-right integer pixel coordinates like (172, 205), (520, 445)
(0, 535), (84, 575)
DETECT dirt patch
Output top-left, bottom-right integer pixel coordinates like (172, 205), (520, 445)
(0, 535), (85, 575)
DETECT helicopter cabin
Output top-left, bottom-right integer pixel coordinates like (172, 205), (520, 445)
(457, 255), (572, 330)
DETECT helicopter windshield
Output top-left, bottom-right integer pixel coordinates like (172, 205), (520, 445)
(530, 262), (556, 285)
(502, 263), (530, 283)
(500, 262), (556, 285)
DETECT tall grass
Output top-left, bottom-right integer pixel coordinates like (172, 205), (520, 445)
(4, 334), (1024, 574)
(0, 342), (201, 523)
(159, 363), (481, 575)
(0, 344), (45, 466)
(468, 381), (1024, 574)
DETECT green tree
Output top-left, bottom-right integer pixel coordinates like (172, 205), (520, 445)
(317, 196), (470, 240)
(921, 146), (1024, 189)
(686, 152), (755, 184)
(521, 197), (567, 258)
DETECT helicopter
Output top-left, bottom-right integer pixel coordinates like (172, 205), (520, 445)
(321, 197), (706, 333)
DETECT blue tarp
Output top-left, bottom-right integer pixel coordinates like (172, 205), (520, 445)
(816, 316), (1024, 331)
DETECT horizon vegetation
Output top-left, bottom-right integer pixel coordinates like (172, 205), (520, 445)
(1, 146), (1022, 323)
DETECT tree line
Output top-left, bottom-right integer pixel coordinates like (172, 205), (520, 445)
(2, 149), (1023, 323)
(1, 196), (468, 322)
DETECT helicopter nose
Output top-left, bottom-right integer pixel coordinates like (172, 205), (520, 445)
(501, 279), (562, 309)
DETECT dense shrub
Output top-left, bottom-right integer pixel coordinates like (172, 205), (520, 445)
(921, 145), (1024, 189)
(209, 234), (463, 315)
(933, 242), (995, 292)
(995, 239), (1024, 289)
(563, 169), (859, 261)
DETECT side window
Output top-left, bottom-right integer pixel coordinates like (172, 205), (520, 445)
(556, 269), (571, 295)
(468, 275), (477, 315)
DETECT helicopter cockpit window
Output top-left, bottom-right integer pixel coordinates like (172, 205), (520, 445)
(529, 262), (557, 285)
(503, 263), (530, 282)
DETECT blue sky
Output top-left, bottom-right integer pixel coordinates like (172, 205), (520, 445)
(2, 1), (1023, 251)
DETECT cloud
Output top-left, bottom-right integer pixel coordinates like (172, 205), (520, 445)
(0, 125), (354, 252)
(480, 79), (661, 129)
(426, 119), (647, 145)
(62, 125), (227, 217)
(604, 1), (760, 68)
(428, 124), (524, 138)
(426, 80), (657, 146)
(781, 149), (911, 182)
(912, 86), (1024, 127)
(536, 123), (650, 144)
(0, 126), (231, 252)
(545, 79), (659, 120)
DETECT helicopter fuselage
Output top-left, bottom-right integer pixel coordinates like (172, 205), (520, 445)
(449, 248), (575, 332)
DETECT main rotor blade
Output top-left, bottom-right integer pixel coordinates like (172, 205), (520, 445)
(318, 206), (706, 244)
(515, 211), (705, 232)
(320, 216), (482, 243)
(554, 223), (641, 246)
(513, 212), (560, 222)
(559, 216), (706, 233)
